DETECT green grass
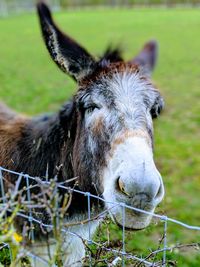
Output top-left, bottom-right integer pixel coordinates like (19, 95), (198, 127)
(0, 7), (200, 266)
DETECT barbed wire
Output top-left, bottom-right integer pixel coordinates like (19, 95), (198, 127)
(0, 166), (200, 267)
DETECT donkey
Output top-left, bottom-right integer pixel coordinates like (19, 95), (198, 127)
(0, 1), (165, 266)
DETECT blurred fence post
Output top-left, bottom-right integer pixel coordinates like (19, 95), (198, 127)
(0, 0), (8, 17)
(0, 0), (61, 17)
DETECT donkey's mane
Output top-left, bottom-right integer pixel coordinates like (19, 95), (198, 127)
(80, 61), (139, 88)
(98, 46), (123, 66)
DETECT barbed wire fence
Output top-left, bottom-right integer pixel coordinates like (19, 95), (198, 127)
(0, 166), (200, 267)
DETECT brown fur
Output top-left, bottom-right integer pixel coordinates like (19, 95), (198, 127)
(91, 116), (104, 136)
(0, 103), (29, 168)
(109, 130), (151, 158)
(0, 102), (17, 122)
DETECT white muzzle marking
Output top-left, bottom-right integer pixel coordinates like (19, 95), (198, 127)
(103, 131), (164, 229)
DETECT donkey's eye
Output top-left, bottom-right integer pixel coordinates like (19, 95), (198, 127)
(150, 97), (164, 119)
(85, 105), (98, 115)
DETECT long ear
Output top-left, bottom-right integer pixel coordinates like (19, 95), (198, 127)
(129, 40), (158, 76)
(37, 2), (95, 81)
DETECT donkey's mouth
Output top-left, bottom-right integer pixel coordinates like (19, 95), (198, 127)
(112, 209), (153, 231)
(115, 220), (146, 231)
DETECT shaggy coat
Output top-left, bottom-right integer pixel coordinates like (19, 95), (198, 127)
(0, 2), (165, 266)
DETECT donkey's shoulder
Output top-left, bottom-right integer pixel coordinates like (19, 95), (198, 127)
(0, 102), (19, 122)
(0, 102), (30, 168)
(0, 102), (28, 148)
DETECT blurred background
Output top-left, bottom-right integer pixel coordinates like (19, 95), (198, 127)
(0, 0), (200, 16)
(0, 0), (200, 266)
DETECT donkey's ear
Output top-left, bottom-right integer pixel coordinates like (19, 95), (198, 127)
(129, 40), (158, 76)
(37, 2), (95, 81)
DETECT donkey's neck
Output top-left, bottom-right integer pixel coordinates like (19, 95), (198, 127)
(12, 112), (73, 180)
(10, 107), (102, 218)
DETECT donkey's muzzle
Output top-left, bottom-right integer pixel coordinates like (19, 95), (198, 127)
(116, 172), (164, 210)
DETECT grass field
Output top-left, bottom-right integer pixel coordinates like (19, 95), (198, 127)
(0, 7), (200, 266)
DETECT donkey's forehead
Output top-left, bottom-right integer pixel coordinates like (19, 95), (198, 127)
(79, 62), (139, 88)
(77, 63), (157, 105)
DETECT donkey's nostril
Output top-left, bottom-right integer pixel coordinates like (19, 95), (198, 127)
(116, 177), (130, 196)
(154, 181), (164, 202)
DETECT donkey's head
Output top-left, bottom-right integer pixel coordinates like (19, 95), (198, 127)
(37, 2), (164, 230)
